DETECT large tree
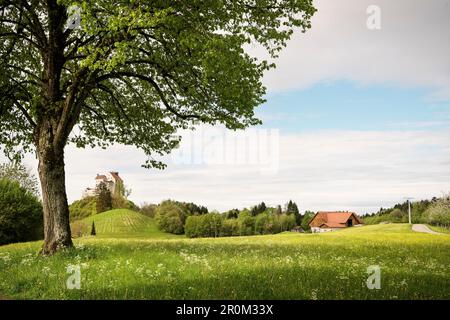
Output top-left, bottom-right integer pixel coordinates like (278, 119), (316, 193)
(0, 0), (316, 254)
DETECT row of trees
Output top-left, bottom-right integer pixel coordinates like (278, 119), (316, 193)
(185, 212), (297, 238)
(155, 199), (315, 237)
(154, 200), (209, 234)
(363, 196), (450, 228)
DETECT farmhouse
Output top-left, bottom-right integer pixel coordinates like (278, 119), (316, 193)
(82, 171), (124, 198)
(309, 211), (363, 233)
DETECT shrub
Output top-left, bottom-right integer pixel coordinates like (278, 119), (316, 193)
(69, 196), (97, 221)
(71, 221), (89, 238)
(0, 178), (43, 245)
(140, 202), (157, 218)
(112, 194), (139, 211)
(155, 201), (186, 234)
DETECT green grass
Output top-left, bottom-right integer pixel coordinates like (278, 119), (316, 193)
(0, 221), (449, 300)
(76, 209), (181, 239)
(426, 224), (450, 234)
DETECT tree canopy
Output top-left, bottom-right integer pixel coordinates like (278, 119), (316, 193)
(0, 0), (316, 167)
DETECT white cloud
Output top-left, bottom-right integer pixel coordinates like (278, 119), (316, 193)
(251, 0), (450, 99)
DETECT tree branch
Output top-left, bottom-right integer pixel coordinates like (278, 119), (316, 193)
(95, 83), (131, 123)
(82, 99), (109, 137)
(0, 31), (41, 49)
(13, 99), (36, 127)
(96, 71), (208, 121)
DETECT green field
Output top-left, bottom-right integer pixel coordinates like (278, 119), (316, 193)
(0, 210), (449, 300)
(74, 209), (182, 239)
(427, 225), (450, 234)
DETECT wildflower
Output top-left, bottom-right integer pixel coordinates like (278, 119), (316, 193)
(42, 266), (51, 274)
(0, 253), (11, 263)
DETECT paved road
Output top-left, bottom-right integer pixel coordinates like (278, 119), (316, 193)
(412, 224), (442, 235)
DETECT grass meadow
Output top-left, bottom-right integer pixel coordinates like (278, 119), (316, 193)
(0, 210), (449, 300)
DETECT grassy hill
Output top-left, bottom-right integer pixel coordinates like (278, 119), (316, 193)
(72, 209), (181, 239)
(0, 223), (449, 299)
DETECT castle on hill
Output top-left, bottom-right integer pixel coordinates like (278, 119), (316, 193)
(82, 171), (124, 198)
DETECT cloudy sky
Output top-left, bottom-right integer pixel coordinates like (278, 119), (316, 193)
(4, 0), (450, 214)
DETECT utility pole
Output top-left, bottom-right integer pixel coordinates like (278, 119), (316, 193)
(404, 197), (414, 224)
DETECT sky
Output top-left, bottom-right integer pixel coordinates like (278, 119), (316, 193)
(3, 0), (450, 215)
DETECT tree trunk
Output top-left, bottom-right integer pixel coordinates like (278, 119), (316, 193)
(37, 123), (73, 255)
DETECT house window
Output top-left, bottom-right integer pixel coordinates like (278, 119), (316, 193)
(347, 219), (353, 227)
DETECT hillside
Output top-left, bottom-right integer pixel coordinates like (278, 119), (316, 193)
(71, 209), (181, 239)
(0, 224), (448, 299)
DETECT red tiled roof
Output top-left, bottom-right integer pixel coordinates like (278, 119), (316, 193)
(309, 211), (362, 228)
(321, 222), (347, 228)
(109, 171), (123, 182)
(324, 212), (355, 223)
